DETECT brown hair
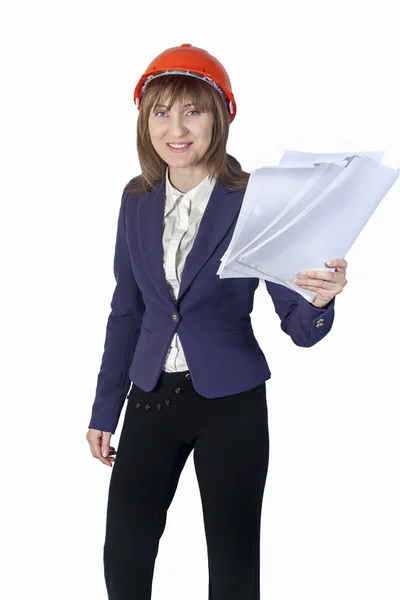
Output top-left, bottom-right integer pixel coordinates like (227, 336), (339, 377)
(124, 74), (250, 195)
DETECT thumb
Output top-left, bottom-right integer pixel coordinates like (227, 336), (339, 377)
(101, 432), (112, 457)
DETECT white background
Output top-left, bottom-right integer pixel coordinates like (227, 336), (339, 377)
(2, 1), (399, 598)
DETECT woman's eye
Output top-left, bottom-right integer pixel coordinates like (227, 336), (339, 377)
(155, 110), (199, 117)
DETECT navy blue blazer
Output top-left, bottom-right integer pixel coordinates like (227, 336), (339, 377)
(88, 174), (335, 433)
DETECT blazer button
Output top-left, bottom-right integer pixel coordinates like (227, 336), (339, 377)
(136, 402), (142, 408)
(185, 373), (191, 380)
(172, 314), (179, 322)
(175, 387), (182, 394)
(165, 400), (171, 406)
(157, 403), (162, 410)
(145, 404), (151, 410)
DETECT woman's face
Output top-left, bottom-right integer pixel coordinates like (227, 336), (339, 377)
(148, 96), (213, 169)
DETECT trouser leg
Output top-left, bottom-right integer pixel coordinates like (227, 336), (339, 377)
(103, 372), (193, 599)
(193, 383), (269, 600)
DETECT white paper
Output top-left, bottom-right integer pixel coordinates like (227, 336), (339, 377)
(277, 149), (385, 167)
(218, 151), (400, 302)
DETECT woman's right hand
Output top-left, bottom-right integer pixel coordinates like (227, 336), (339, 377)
(86, 429), (116, 467)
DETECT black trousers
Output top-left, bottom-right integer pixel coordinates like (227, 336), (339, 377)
(104, 369), (270, 599)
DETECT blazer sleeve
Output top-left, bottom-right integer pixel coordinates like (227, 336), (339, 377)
(88, 190), (145, 433)
(265, 280), (335, 347)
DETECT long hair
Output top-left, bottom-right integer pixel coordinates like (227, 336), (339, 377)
(124, 74), (250, 195)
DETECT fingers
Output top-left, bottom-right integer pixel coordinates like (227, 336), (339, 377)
(295, 275), (337, 288)
(296, 260), (347, 285)
(326, 258), (347, 272)
(100, 431), (112, 458)
(86, 429), (115, 467)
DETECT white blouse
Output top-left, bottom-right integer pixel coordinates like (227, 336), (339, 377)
(162, 167), (216, 372)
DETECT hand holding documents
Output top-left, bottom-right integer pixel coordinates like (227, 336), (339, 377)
(217, 150), (400, 303)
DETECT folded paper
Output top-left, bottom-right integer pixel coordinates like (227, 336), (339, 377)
(218, 151), (399, 302)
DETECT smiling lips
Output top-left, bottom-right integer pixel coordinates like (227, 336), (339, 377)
(168, 142), (192, 148)
(167, 142), (193, 152)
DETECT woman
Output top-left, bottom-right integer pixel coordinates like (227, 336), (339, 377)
(86, 43), (347, 600)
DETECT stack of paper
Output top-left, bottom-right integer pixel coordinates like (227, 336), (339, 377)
(217, 150), (400, 302)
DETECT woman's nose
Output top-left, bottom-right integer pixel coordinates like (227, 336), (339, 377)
(168, 117), (188, 136)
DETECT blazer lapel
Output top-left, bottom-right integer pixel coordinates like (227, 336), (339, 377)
(136, 172), (245, 308)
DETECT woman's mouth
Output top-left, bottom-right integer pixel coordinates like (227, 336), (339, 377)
(167, 142), (193, 153)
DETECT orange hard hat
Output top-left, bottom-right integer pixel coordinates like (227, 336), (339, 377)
(133, 43), (237, 123)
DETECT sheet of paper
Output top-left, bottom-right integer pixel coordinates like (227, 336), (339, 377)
(221, 162), (343, 271)
(277, 149), (385, 167)
(229, 155), (362, 265)
(239, 158), (399, 294)
(218, 151), (400, 302)
(217, 165), (331, 276)
(218, 151), (383, 276)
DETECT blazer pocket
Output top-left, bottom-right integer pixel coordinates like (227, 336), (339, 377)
(212, 325), (253, 340)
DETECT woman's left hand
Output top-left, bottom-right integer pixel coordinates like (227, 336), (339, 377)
(294, 258), (348, 309)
